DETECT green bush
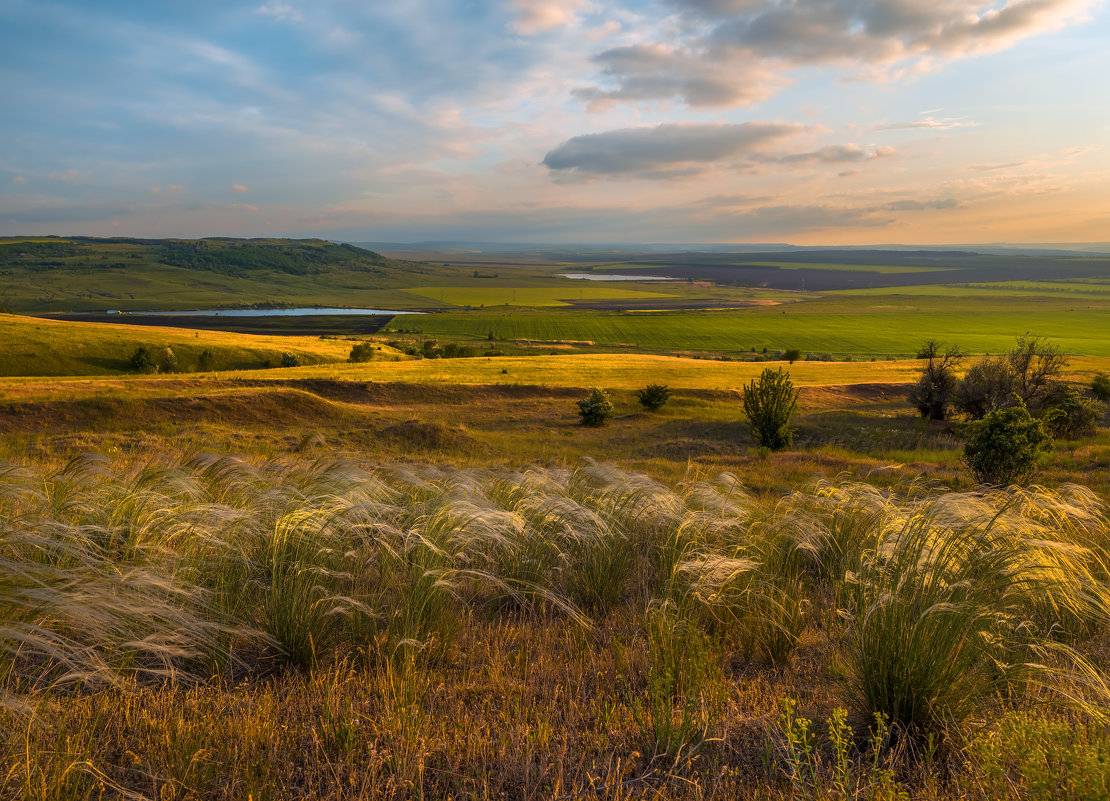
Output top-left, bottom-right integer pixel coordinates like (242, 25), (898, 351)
(1091, 372), (1110, 402)
(280, 352), (301, 368)
(962, 398), (1053, 485)
(637, 383), (671, 412)
(196, 349), (215, 371)
(577, 387), (615, 427)
(128, 345), (157, 373)
(348, 342), (375, 363)
(742, 368), (799, 451)
(1042, 387), (1103, 439)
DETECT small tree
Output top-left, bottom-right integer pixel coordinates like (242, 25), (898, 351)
(577, 387), (615, 427)
(962, 398), (1053, 485)
(128, 345), (157, 373)
(637, 384), (670, 412)
(349, 342), (375, 363)
(197, 349), (215, 371)
(159, 347), (179, 373)
(909, 339), (963, 421)
(1008, 333), (1067, 410)
(742, 368), (799, 451)
(783, 348), (803, 365)
(280, 352), (301, 368)
(1042, 386), (1102, 440)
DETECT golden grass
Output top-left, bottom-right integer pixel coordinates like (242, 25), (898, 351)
(0, 314), (356, 376)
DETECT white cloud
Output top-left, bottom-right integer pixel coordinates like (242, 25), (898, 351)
(509, 0), (588, 35)
(577, 0), (1099, 108)
(255, 2), (302, 23)
(232, 184), (249, 192)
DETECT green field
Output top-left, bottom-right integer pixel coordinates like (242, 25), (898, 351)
(737, 260), (956, 274)
(385, 298), (1110, 357)
(401, 284), (677, 307)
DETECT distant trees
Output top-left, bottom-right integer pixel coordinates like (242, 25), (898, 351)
(783, 348), (803, 365)
(128, 345), (157, 373)
(955, 334), (1068, 419)
(909, 339), (962, 421)
(742, 368), (799, 450)
(128, 345), (179, 373)
(1090, 372), (1110, 402)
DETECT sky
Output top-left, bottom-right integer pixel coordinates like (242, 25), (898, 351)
(1, 0), (1108, 245)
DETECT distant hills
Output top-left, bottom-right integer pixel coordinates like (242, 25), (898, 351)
(0, 237), (435, 313)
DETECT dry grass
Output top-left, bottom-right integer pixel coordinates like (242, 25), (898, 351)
(2, 456), (1109, 799)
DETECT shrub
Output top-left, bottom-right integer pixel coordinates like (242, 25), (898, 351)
(1042, 386), (1102, 440)
(637, 384), (671, 412)
(159, 347), (179, 373)
(908, 339), (963, 421)
(783, 348), (803, 364)
(577, 387), (615, 427)
(349, 342), (375, 363)
(742, 368), (799, 451)
(1091, 372), (1110, 402)
(280, 352), (301, 368)
(962, 398), (1053, 485)
(128, 345), (157, 373)
(196, 349), (215, 371)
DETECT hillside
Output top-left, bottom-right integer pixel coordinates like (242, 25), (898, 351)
(0, 313), (363, 376)
(0, 237), (437, 313)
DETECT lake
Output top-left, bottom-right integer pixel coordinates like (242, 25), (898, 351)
(114, 307), (423, 317)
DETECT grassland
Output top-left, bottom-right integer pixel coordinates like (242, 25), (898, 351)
(3, 240), (1110, 799)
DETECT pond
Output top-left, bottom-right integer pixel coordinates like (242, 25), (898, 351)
(558, 273), (677, 282)
(110, 307), (424, 317)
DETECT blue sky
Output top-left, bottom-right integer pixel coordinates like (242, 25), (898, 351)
(2, 0), (1108, 243)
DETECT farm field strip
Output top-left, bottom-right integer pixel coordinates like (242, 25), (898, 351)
(386, 307), (1110, 356)
(400, 284), (677, 307)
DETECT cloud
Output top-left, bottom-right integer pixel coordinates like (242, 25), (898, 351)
(48, 169), (85, 182)
(771, 144), (896, 166)
(231, 184), (249, 192)
(11, 176), (27, 185)
(882, 198), (960, 211)
(542, 121), (803, 176)
(875, 116), (981, 131)
(255, 2), (302, 23)
(577, 0), (1098, 108)
(574, 43), (785, 109)
(509, 0), (587, 35)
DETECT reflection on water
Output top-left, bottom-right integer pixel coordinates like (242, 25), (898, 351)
(558, 273), (677, 282)
(112, 307), (423, 317)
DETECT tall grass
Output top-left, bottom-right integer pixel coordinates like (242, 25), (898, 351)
(2, 454), (1108, 758)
